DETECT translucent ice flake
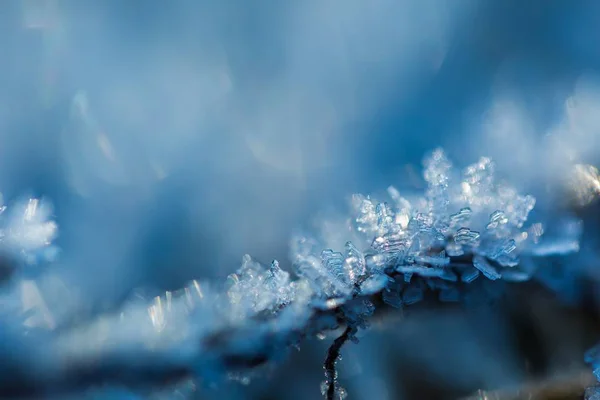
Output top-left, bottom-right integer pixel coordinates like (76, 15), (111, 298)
(304, 242), (372, 297)
(439, 269), (458, 282)
(414, 251), (450, 266)
(344, 241), (366, 281)
(361, 251), (386, 272)
(454, 227), (480, 246)
(486, 210), (508, 231)
(396, 265), (446, 279)
(265, 260), (294, 306)
(226, 255), (294, 318)
(359, 274), (390, 295)
(321, 250), (347, 284)
(460, 267), (480, 283)
(295, 254), (352, 299)
(486, 238), (518, 267)
(291, 237), (350, 299)
(292, 237), (374, 300)
(449, 207), (472, 226)
(408, 213), (435, 234)
(371, 232), (408, 254)
(473, 255), (501, 281)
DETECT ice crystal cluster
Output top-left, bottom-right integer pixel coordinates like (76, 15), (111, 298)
(346, 149), (540, 285)
(0, 149), (583, 399)
(290, 148), (574, 314)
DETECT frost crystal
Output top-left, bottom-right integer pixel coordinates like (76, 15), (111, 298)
(291, 237), (368, 302)
(472, 255), (501, 281)
(461, 267), (480, 283)
(343, 148), (578, 291)
(226, 255), (294, 320)
(281, 150), (581, 398)
(0, 148), (582, 400)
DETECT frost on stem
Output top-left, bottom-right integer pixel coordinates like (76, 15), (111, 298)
(0, 149), (582, 399)
(322, 326), (352, 400)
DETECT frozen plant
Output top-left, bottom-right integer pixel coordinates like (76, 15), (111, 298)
(0, 149), (582, 399)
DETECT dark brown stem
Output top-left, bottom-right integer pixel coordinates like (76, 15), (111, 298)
(324, 326), (353, 400)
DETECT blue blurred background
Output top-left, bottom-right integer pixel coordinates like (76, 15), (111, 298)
(3, 1), (600, 398)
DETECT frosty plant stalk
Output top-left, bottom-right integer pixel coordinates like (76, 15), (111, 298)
(0, 149), (583, 399)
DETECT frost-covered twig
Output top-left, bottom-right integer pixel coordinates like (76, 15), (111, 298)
(0, 270), (505, 398)
(0, 149), (583, 399)
(323, 326), (352, 400)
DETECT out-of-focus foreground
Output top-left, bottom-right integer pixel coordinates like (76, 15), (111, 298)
(3, 1), (600, 399)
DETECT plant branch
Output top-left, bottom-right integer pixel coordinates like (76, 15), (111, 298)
(324, 326), (353, 400)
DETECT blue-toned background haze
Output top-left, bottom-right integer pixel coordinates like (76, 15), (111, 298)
(3, 1), (600, 398)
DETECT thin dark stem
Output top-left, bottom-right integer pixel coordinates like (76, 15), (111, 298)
(324, 326), (353, 400)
